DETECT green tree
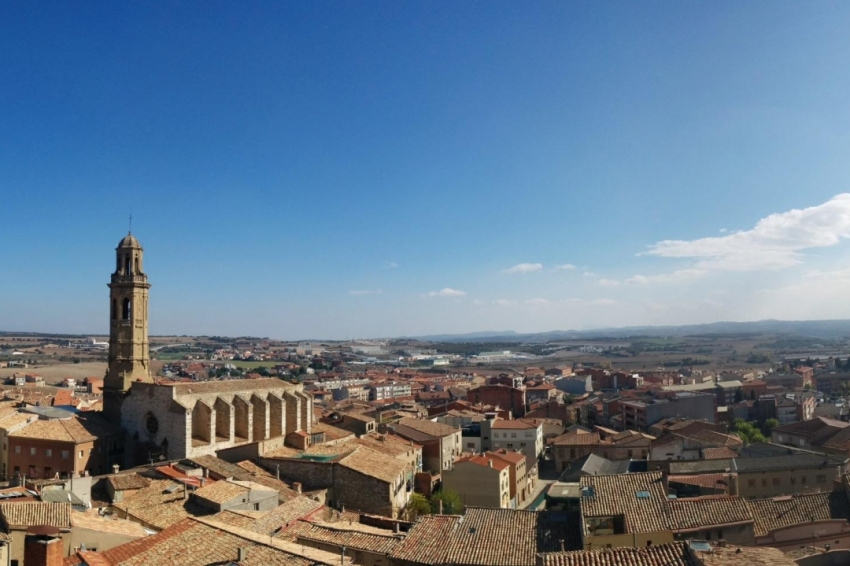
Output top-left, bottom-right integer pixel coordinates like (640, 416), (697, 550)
(430, 490), (463, 515)
(762, 418), (780, 437)
(731, 419), (766, 445)
(405, 493), (431, 520)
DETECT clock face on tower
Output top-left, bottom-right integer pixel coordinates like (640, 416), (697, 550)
(145, 412), (159, 435)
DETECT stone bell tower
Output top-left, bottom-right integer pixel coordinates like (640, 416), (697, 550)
(103, 232), (152, 423)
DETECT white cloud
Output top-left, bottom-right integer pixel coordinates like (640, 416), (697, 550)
(644, 194), (850, 270)
(624, 269), (707, 285)
(349, 289), (383, 295)
(426, 288), (467, 298)
(552, 264), (576, 271)
(597, 278), (621, 288)
(384, 261), (399, 269)
(503, 263), (544, 274)
(582, 271), (596, 278)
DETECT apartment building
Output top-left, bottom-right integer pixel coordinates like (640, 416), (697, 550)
(489, 419), (543, 461)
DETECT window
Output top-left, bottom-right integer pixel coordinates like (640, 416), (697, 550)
(801, 476), (807, 485)
(29, 447), (36, 456)
(61, 450), (69, 459)
(45, 449), (52, 458)
(772, 478), (781, 486)
(44, 467), (51, 478)
(717, 529), (723, 539)
(511, 433), (517, 438)
(14, 446), (20, 454)
(817, 475), (827, 483)
(254, 503), (260, 511)
(78, 450), (84, 459)
(791, 477), (796, 485)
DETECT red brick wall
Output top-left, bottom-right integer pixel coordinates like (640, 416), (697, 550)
(25, 535), (63, 566)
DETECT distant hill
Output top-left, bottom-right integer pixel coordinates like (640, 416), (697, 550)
(409, 319), (850, 343)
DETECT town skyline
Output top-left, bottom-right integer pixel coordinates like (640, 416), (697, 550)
(4, 3), (850, 339)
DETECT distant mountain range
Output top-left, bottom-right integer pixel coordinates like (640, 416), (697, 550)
(410, 319), (850, 343)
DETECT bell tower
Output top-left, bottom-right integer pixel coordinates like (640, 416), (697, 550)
(104, 232), (152, 423)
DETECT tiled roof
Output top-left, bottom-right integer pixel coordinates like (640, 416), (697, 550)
(397, 417), (458, 438)
(352, 433), (419, 458)
(311, 421), (355, 441)
(283, 519), (402, 554)
(0, 501), (71, 528)
(388, 515), (462, 565)
(339, 446), (407, 483)
(210, 509), (260, 530)
(172, 378), (297, 396)
(113, 479), (212, 530)
(579, 471), (671, 534)
(703, 447), (739, 460)
(552, 432), (600, 446)
(253, 496), (324, 535)
(101, 518), (319, 566)
(443, 508), (572, 566)
(539, 542), (696, 566)
(193, 479), (250, 504)
(455, 454), (510, 472)
(491, 420), (536, 430)
(747, 490), (850, 536)
(107, 474), (151, 492)
(190, 455), (300, 501)
(10, 412), (121, 443)
(668, 474), (735, 490)
(692, 545), (798, 566)
(71, 510), (148, 538)
(669, 495), (753, 531)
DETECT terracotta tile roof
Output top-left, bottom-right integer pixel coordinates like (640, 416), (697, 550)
(668, 474), (735, 490)
(113, 479), (212, 530)
(107, 474), (151, 492)
(486, 449), (526, 465)
(0, 501), (71, 528)
(252, 496), (324, 535)
(747, 490), (850, 536)
(311, 421), (355, 441)
(703, 447), (739, 460)
(669, 495), (753, 531)
(70, 510), (148, 538)
(64, 550), (112, 566)
(579, 471), (672, 534)
(10, 413), (121, 443)
(443, 508), (572, 566)
(283, 519), (402, 554)
(455, 453), (511, 472)
(397, 417), (458, 438)
(693, 545), (798, 566)
(552, 432), (600, 446)
(101, 517), (319, 566)
(491, 420), (537, 430)
(389, 515), (462, 565)
(539, 542), (696, 566)
(172, 377), (297, 395)
(210, 509), (259, 530)
(193, 479), (251, 504)
(352, 433), (419, 458)
(338, 446), (408, 483)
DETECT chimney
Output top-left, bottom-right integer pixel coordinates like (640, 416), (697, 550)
(112, 464), (120, 474)
(237, 547), (248, 562)
(438, 499), (443, 514)
(559, 539), (565, 552)
(183, 484), (189, 502)
(276, 464), (280, 480)
(293, 482), (302, 494)
(25, 531), (63, 566)
(394, 521), (400, 533)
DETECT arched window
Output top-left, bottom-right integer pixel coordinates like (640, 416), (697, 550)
(111, 299), (117, 320)
(116, 255), (121, 271)
(124, 255), (131, 275)
(134, 257), (140, 274)
(122, 298), (132, 320)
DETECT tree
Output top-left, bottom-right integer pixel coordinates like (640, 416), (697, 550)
(405, 493), (431, 520)
(430, 490), (463, 515)
(762, 418), (780, 437)
(731, 419), (766, 445)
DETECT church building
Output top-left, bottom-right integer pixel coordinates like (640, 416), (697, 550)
(103, 233), (312, 464)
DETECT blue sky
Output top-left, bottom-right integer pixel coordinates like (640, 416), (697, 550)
(3, 2), (850, 339)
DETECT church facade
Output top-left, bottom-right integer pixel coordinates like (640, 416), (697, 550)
(103, 233), (312, 464)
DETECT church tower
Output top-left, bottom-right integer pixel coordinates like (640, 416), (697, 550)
(103, 233), (152, 423)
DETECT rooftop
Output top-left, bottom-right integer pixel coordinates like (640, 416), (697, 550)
(579, 471), (671, 534)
